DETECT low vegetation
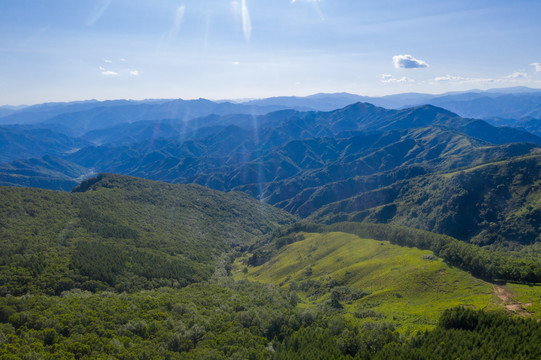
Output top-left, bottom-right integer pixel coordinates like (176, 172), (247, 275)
(1, 174), (540, 358)
(257, 222), (541, 284)
(236, 231), (541, 332)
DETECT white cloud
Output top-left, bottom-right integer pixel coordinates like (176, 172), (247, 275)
(381, 74), (413, 83)
(232, 61), (240, 65)
(119, 58), (127, 62)
(434, 75), (464, 82)
(431, 75), (492, 84)
(99, 66), (106, 71)
(461, 77), (495, 84)
(531, 62), (541, 72)
(431, 73), (531, 85)
(101, 70), (118, 76)
(506, 72), (528, 79)
(103, 59), (112, 63)
(130, 70), (139, 76)
(393, 54), (429, 69)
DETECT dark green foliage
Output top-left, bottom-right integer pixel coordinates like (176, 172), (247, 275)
(0, 280), (304, 359)
(0, 174), (295, 295)
(271, 307), (541, 360)
(377, 307), (541, 359)
(272, 327), (344, 359)
(78, 204), (140, 240)
(330, 289), (343, 309)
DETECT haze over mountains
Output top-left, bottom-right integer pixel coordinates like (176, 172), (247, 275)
(1, 87), (541, 359)
(0, 87), (540, 248)
(4, 0), (541, 356)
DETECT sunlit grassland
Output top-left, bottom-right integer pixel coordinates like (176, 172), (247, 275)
(234, 232), (541, 332)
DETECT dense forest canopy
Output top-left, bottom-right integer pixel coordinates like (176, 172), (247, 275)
(1, 174), (540, 358)
(1, 91), (541, 358)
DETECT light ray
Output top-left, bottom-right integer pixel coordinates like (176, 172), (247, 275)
(241, 0), (252, 41)
(169, 5), (186, 40)
(86, 0), (112, 26)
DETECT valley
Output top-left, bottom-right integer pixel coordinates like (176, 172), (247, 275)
(4, 0), (541, 357)
(1, 90), (540, 359)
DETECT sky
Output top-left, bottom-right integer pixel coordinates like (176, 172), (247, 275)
(1, 0), (541, 105)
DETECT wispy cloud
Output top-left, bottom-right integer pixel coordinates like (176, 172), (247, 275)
(506, 72), (528, 79)
(103, 59), (112, 63)
(393, 54), (429, 69)
(432, 71), (532, 85)
(130, 70), (139, 76)
(434, 75), (464, 82)
(530, 63), (541, 72)
(381, 74), (413, 83)
(432, 75), (494, 84)
(101, 70), (118, 76)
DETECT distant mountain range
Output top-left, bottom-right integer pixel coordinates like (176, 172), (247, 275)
(241, 86), (541, 119)
(3, 86), (541, 127)
(0, 93), (539, 246)
(0, 98), (288, 133)
(2, 88), (540, 360)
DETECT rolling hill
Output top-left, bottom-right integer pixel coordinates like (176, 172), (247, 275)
(235, 230), (541, 330)
(309, 153), (541, 246)
(0, 173), (295, 296)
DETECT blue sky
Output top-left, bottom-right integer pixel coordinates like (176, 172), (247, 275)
(1, 0), (541, 105)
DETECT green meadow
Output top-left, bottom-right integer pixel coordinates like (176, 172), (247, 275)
(235, 232), (541, 332)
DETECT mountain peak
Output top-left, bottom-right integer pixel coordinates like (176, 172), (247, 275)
(339, 101), (380, 113)
(72, 173), (146, 193)
(410, 104), (459, 117)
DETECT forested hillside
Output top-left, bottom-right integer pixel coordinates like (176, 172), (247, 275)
(310, 153), (541, 247)
(0, 173), (295, 296)
(1, 94), (541, 358)
(1, 174), (540, 359)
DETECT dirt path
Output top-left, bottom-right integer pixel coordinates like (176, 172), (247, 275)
(493, 285), (532, 316)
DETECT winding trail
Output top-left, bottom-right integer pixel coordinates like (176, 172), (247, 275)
(493, 285), (532, 316)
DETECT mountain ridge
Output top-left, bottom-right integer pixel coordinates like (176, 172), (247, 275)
(1, 99), (540, 248)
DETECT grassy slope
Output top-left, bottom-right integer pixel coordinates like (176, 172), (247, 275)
(234, 232), (541, 332)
